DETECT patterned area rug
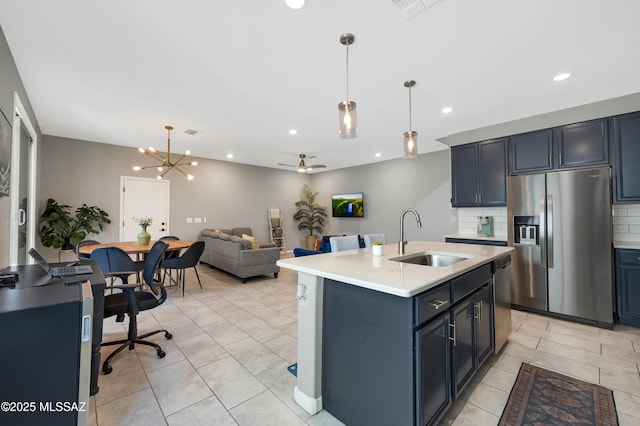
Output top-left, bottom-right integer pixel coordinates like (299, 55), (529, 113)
(499, 363), (618, 426)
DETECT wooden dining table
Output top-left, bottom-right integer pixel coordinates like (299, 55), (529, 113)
(79, 240), (194, 259)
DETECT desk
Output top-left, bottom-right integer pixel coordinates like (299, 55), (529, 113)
(79, 240), (193, 259)
(0, 261), (106, 425)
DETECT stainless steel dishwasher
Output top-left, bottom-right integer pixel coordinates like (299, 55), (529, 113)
(493, 255), (512, 353)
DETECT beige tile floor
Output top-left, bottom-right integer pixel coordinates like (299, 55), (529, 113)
(88, 262), (640, 426)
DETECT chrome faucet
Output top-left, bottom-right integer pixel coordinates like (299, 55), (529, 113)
(399, 208), (422, 255)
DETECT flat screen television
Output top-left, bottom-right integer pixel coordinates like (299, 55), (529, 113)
(331, 192), (364, 217)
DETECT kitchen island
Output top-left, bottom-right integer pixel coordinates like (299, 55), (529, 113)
(277, 240), (513, 426)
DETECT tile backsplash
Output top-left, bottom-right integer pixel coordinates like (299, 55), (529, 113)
(455, 204), (640, 243)
(613, 204), (640, 243)
(455, 207), (507, 237)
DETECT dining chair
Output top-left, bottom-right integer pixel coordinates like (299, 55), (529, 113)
(76, 239), (100, 260)
(329, 235), (360, 252)
(99, 240), (172, 374)
(364, 233), (387, 248)
(157, 235), (180, 283)
(162, 240), (205, 296)
(90, 246), (145, 285)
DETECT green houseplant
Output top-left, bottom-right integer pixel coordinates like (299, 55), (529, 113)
(293, 184), (328, 249)
(39, 198), (111, 250)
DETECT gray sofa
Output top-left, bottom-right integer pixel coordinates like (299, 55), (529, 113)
(198, 227), (280, 283)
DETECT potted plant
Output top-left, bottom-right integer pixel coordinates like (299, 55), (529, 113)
(372, 240), (383, 256)
(293, 184), (328, 250)
(39, 198), (111, 250)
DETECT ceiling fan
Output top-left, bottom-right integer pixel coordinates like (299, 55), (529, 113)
(278, 154), (327, 173)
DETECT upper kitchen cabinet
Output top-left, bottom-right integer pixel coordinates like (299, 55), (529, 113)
(509, 129), (554, 174)
(451, 138), (507, 207)
(555, 118), (609, 169)
(509, 119), (610, 175)
(612, 111), (640, 203)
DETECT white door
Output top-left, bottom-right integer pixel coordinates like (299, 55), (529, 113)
(120, 176), (170, 242)
(8, 93), (38, 266)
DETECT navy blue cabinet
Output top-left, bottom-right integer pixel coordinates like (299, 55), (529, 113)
(616, 249), (640, 327)
(508, 119), (609, 175)
(415, 313), (451, 426)
(612, 112), (640, 203)
(322, 263), (496, 426)
(556, 118), (609, 169)
(509, 129), (553, 174)
(451, 138), (507, 207)
(451, 144), (478, 206)
(450, 266), (494, 399)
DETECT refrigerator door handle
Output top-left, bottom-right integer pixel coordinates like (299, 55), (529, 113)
(539, 195), (546, 269)
(547, 194), (553, 268)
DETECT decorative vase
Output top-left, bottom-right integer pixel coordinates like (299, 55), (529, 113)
(372, 244), (383, 256)
(137, 225), (151, 246)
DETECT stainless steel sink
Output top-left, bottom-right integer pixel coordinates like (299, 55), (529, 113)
(390, 252), (469, 267)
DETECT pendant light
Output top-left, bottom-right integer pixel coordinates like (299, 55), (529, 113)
(403, 80), (418, 159)
(338, 33), (357, 139)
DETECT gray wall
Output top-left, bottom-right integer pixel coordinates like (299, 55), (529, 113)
(39, 136), (313, 258)
(0, 26), (41, 266)
(38, 136), (455, 259)
(311, 150), (454, 243)
(447, 92), (640, 146)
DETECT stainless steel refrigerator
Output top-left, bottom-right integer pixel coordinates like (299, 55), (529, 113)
(507, 167), (613, 326)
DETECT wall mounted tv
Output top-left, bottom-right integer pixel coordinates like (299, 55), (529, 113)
(331, 192), (364, 218)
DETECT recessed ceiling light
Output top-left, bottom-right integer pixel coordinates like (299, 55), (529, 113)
(441, 107), (453, 114)
(289, 129), (297, 135)
(375, 152), (382, 157)
(553, 73), (571, 82)
(226, 153), (234, 159)
(285, 0), (305, 10)
(184, 129), (198, 135)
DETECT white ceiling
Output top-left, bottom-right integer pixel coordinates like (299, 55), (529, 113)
(1, 0), (639, 173)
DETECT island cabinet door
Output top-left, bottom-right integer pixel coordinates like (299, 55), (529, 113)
(451, 298), (475, 399)
(415, 313), (451, 426)
(475, 284), (495, 366)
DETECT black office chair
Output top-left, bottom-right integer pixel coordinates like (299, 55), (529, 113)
(162, 241), (205, 297)
(96, 241), (172, 374)
(76, 239), (100, 260)
(90, 245), (144, 285)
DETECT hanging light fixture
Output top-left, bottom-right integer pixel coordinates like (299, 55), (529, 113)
(338, 33), (357, 139)
(133, 125), (197, 180)
(403, 80), (418, 159)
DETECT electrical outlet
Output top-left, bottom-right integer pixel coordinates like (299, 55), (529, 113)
(194, 217), (202, 223)
(186, 217), (193, 224)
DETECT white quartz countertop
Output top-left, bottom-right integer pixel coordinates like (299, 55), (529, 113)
(614, 241), (640, 250)
(277, 241), (514, 297)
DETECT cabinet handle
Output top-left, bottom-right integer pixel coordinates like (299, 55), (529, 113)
(560, 153), (563, 165)
(449, 322), (456, 346)
(429, 299), (449, 310)
(474, 300), (484, 321)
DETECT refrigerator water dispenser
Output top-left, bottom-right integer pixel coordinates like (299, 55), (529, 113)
(513, 216), (539, 245)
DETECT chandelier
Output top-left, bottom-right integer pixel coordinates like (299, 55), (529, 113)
(133, 125), (197, 180)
